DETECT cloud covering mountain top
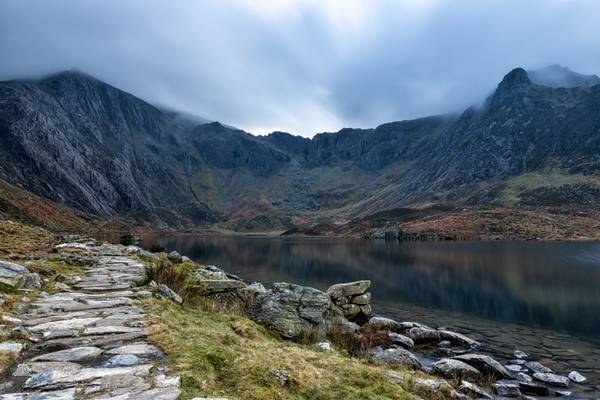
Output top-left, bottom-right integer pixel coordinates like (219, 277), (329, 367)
(1, 0), (600, 136)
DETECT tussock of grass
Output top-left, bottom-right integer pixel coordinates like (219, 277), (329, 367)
(147, 299), (418, 400)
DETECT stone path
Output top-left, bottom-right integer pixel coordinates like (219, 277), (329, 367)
(0, 244), (181, 399)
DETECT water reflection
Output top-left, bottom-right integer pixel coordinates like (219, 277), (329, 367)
(142, 235), (600, 342)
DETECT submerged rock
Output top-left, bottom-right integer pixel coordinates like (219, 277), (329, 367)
(525, 361), (553, 374)
(495, 380), (521, 397)
(568, 370), (586, 383)
(533, 372), (570, 387)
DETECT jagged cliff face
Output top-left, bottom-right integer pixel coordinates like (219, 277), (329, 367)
(0, 68), (599, 229)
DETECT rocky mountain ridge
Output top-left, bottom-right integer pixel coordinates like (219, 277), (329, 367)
(0, 67), (599, 230)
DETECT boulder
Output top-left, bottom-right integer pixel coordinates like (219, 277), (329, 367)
(568, 370), (586, 383)
(459, 380), (493, 399)
(167, 251), (182, 263)
(326, 280), (370, 301)
(369, 347), (421, 369)
(388, 332), (414, 349)
(533, 372), (570, 387)
(249, 282), (339, 340)
(364, 316), (403, 332)
(494, 380), (521, 397)
(431, 358), (481, 380)
(516, 372), (533, 383)
(352, 292), (371, 305)
(158, 284), (183, 304)
(407, 327), (442, 344)
(438, 330), (480, 348)
(519, 381), (550, 396)
(25, 272), (42, 288)
(0, 260), (29, 287)
(197, 279), (246, 294)
(525, 361), (553, 373)
(454, 354), (512, 379)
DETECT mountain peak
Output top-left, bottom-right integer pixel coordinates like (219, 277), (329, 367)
(498, 68), (531, 90)
(527, 64), (600, 88)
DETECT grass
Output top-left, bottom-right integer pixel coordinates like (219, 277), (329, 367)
(497, 170), (600, 206)
(146, 299), (424, 400)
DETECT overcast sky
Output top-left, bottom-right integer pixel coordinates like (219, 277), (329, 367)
(1, 0), (599, 136)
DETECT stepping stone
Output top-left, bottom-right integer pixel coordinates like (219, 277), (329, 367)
(0, 388), (76, 399)
(28, 317), (101, 332)
(533, 372), (570, 387)
(39, 331), (149, 350)
(82, 326), (142, 335)
(24, 364), (153, 389)
(93, 387), (180, 400)
(103, 354), (144, 367)
(14, 361), (82, 377)
(31, 346), (103, 362)
(83, 374), (150, 396)
(154, 374), (181, 388)
(106, 343), (162, 356)
(0, 341), (24, 354)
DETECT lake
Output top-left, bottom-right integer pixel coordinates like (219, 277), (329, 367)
(141, 235), (600, 396)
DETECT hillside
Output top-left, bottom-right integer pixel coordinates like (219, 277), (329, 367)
(0, 67), (599, 234)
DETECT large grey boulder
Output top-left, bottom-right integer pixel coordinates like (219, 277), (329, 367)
(249, 283), (340, 340)
(431, 358), (481, 380)
(326, 280), (370, 301)
(454, 353), (512, 379)
(0, 260), (29, 287)
(369, 347), (421, 369)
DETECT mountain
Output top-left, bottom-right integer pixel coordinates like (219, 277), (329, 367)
(527, 64), (600, 88)
(0, 67), (599, 233)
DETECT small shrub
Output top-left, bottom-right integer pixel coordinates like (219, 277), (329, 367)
(327, 323), (392, 358)
(146, 258), (195, 304)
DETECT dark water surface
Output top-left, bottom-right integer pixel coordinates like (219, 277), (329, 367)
(142, 235), (600, 396)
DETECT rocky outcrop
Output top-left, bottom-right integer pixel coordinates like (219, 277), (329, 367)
(326, 280), (372, 321)
(248, 283), (342, 340)
(0, 260), (42, 289)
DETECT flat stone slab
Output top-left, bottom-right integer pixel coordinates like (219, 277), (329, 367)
(31, 346), (103, 362)
(0, 388), (76, 399)
(106, 343), (162, 356)
(25, 364), (153, 389)
(82, 326), (143, 335)
(14, 362), (82, 377)
(94, 387), (181, 400)
(28, 317), (101, 332)
(0, 341), (24, 354)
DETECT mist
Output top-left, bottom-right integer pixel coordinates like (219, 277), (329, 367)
(1, 0), (600, 136)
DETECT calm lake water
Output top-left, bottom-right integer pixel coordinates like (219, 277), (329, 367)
(141, 235), (600, 396)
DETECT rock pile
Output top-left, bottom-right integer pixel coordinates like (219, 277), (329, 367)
(326, 280), (372, 321)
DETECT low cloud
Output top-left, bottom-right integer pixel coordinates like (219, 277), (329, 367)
(1, 0), (599, 136)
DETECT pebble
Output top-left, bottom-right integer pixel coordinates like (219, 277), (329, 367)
(568, 370), (586, 383)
